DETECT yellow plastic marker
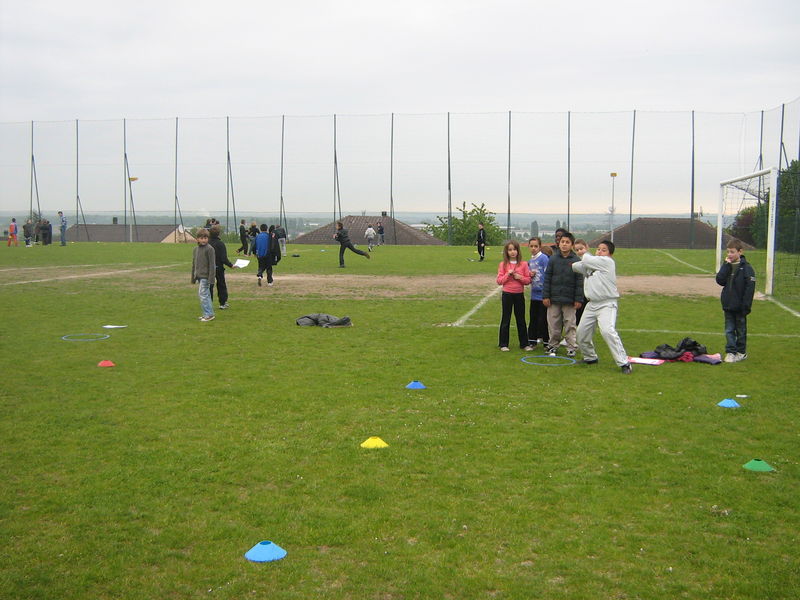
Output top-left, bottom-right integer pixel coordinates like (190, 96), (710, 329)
(360, 436), (389, 449)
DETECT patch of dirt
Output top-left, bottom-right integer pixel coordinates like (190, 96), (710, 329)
(616, 275), (719, 297)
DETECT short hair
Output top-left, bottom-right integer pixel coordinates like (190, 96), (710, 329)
(528, 236), (542, 245)
(560, 232), (575, 243)
(726, 239), (744, 251)
(209, 225), (221, 237)
(336, 221), (343, 228)
(555, 227), (567, 236)
(540, 245), (553, 256)
(260, 223), (268, 231)
(573, 238), (587, 247)
(196, 228), (210, 239)
(599, 239), (615, 254)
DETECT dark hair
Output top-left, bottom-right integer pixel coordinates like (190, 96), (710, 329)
(268, 224), (275, 233)
(555, 227), (567, 236)
(209, 225), (221, 238)
(726, 239), (744, 251)
(528, 236), (542, 245)
(560, 231), (575, 243)
(336, 221), (343, 229)
(599, 239), (615, 254)
(260, 223), (268, 231)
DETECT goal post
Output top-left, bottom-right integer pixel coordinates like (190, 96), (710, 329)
(717, 167), (779, 295)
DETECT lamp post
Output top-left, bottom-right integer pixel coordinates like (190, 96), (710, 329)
(609, 172), (617, 243)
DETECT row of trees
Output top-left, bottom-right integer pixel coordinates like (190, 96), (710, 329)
(730, 160), (800, 252)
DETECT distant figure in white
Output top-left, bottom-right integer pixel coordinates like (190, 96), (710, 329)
(364, 224), (377, 251)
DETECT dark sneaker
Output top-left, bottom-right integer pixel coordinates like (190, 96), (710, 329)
(257, 277), (262, 287)
(547, 346), (557, 357)
(621, 363), (632, 374)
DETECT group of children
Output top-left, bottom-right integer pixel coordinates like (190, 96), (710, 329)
(497, 232), (756, 370)
(496, 231), (632, 374)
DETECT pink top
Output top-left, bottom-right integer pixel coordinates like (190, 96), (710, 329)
(496, 260), (531, 293)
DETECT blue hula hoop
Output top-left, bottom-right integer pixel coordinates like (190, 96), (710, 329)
(61, 333), (110, 342)
(520, 354), (576, 366)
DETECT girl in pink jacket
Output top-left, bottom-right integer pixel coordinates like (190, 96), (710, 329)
(496, 240), (533, 352)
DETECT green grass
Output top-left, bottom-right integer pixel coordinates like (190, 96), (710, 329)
(1, 243), (798, 599)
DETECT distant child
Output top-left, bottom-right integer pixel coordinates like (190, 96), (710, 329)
(191, 229), (216, 322)
(572, 239), (589, 325)
(377, 221), (385, 245)
(542, 232), (584, 357)
(334, 221), (370, 267)
(208, 225), (237, 309)
(496, 240), (533, 351)
(23, 219), (33, 247)
(526, 237), (549, 347)
(236, 219), (248, 255)
(477, 222), (487, 261)
(572, 240), (632, 374)
(715, 239), (756, 363)
(255, 224), (275, 287)
(7, 218), (18, 246)
(365, 224), (377, 251)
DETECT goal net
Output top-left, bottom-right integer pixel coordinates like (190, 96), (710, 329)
(717, 167), (779, 294)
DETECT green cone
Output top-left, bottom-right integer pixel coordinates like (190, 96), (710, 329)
(743, 459), (775, 472)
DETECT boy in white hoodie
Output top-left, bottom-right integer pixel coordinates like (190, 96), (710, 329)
(571, 240), (632, 374)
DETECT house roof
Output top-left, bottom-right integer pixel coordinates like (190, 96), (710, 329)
(66, 224), (196, 243)
(292, 215), (446, 246)
(587, 217), (752, 250)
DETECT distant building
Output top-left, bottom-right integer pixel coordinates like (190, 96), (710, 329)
(588, 217), (752, 249)
(292, 215), (446, 246)
(65, 224), (196, 243)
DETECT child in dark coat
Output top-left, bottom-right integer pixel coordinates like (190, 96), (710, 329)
(715, 239), (756, 363)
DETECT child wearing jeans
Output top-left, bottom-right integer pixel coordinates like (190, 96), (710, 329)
(497, 240), (533, 352)
(527, 237), (549, 347)
(715, 239), (756, 363)
(191, 229), (216, 322)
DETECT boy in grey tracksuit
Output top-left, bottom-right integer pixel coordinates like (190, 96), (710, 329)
(571, 240), (632, 374)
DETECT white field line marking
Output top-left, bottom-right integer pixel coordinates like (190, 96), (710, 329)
(655, 250), (713, 273)
(449, 286), (501, 327)
(765, 295), (800, 318)
(0, 263), (133, 272)
(451, 324), (800, 338)
(1, 263), (182, 285)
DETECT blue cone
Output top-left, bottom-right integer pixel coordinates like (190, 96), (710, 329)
(406, 380), (426, 389)
(718, 398), (741, 408)
(245, 540), (287, 563)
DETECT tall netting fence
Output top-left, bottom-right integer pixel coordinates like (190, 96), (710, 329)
(1, 100), (798, 252)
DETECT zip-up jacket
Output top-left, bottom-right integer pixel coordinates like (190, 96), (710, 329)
(715, 255), (756, 314)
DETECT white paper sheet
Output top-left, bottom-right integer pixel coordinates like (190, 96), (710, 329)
(233, 259), (250, 268)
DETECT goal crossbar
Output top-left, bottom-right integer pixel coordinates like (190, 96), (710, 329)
(717, 166), (779, 295)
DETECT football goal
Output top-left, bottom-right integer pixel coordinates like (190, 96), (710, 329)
(718, 167), (779, 295)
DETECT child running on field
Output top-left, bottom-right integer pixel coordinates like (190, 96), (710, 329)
(497, 240), (533, 352)
(527, 237), (549, 347)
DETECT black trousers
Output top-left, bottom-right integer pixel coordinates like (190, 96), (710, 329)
(499, 292), (528, 348)
(210, 267), (228, 306)
(257, 256), (273, 283)
(478, 243), (485, 260)
(527, 299), (548, 342)
(339, 242), (368, 266)
(237, 234), (248, 254)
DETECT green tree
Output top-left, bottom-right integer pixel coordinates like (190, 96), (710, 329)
(738, 160), (800, 251)
(425, 202), (505, 245)
(530, 220), (539, 237)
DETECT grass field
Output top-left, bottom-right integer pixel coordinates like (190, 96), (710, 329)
(1, 242), (798, 600)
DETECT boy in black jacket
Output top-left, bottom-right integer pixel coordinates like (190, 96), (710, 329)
(542, 232), (584, 357)
(208, 226), (237, 309)
(715, 239), (756, 363)
(334, 221), (370, 267)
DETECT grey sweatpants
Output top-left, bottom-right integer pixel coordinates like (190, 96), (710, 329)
(546, 303), (577, 351)
(576, 300), (628, 366)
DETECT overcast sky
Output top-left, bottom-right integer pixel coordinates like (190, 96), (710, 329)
(0, 1), (798, 217)
(2, 0), (799, 120)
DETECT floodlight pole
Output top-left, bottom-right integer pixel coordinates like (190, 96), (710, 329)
(609, 172), (617, 243)
(506, 110), (512, 237)
(566, 111), (571, 231)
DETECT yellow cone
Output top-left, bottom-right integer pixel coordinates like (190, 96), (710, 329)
(360, 436), (389, 449)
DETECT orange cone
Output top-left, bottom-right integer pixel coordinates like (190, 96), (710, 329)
(97, 360), (115, 367)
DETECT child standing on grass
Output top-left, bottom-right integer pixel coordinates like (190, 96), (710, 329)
(497, 240), (533, 352)
(191, 229), (216, 322)
(571, 240), (632, 374)
(542, 232), (583, 357)
(527, 237), (549, 347)
(715, 239), (756, 363)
